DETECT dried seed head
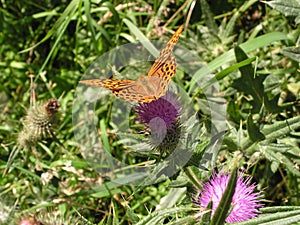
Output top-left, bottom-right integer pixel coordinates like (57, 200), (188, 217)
(17, 129), (39, 149)
(45, 98), (60, 115)
(18, 99), (60, 148)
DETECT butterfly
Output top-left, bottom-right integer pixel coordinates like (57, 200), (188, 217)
(80, 25), (183, 103)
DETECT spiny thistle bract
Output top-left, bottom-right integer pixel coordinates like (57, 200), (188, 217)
(17, 99), (60, 148)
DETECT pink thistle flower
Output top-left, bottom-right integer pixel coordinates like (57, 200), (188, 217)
(193, 171), (264, 223)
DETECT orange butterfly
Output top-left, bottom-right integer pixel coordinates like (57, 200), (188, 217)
(80, 26), (183, 103)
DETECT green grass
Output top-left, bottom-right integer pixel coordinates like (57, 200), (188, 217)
(1, 0), (300, 224)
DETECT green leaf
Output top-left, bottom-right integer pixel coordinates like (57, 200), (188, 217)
(247, 115), (265, 142)
(126, 205), (140, 224)
(242, 116), (300, 174)
(262, 116), (300, 143)
(263, 0), (300, 24)
(156, 187), (186, 210)
(73, 172), (149, 197)
(261, 206), (300, 213)
(215, 57), (257, 81)
(193, 56), (257, 95)
(233, 46), (265, 112)
(224, 0), (260, 37)
(102, 1), (121, 24)
(243, 115), (300, 151)
(123, 18), (159, 57)
(168, 216), (197, 225)
(20, 0), (80, 53)
(200, 0), (218, 36)
(261, 144), (300, 176)
(91, 188), (123, 198)
(135, 206), (194, 225)
(188, 32), (288, 93)
(281, 46), (300, 62)
(187, 138), (210, 168)
(233, 208), (300, 224)
(3, 145), (20, 175)
(84, 0), (97, 52)
(233, 46), (283, 113)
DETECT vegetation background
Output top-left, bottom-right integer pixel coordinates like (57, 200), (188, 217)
(0, 0), (299, 224)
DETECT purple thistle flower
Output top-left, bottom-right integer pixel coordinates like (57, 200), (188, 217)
(134, 92), (181, 154)
(135, 92), (181, 129)
(193, 171), (263, 223)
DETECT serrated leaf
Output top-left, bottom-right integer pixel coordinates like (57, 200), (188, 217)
(200, 0), (218, 35)
(262, 143), (292, 153)
(247, 115), (265, 142)
(271, 160), (280, 173)
(281, 46), (300, 62)
(232, 208), (300, 224)
(233, 46), (264, 112)
(261, 145), (300, 176)
(261, 206), (300, 213)
(264, 0), (300, 18)
(156, 187), (186, 210)
(262, 116), (300, 143)
(233, 46), (283, 113)
(136, 206), (193, 225)
(242, 116), (300, 152)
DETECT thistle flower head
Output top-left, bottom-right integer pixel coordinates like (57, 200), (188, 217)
(134, 92), (181, 155)
(135, 92), (181, 130)
(18, 99), (60, 148)
(193, 171), (263, 223)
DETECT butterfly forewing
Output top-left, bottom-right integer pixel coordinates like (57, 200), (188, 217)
(80, 25), (183, 103)
(146, 26), (183, 98)
(79, 79), (135, 90)
(147, 25), (183, 78)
